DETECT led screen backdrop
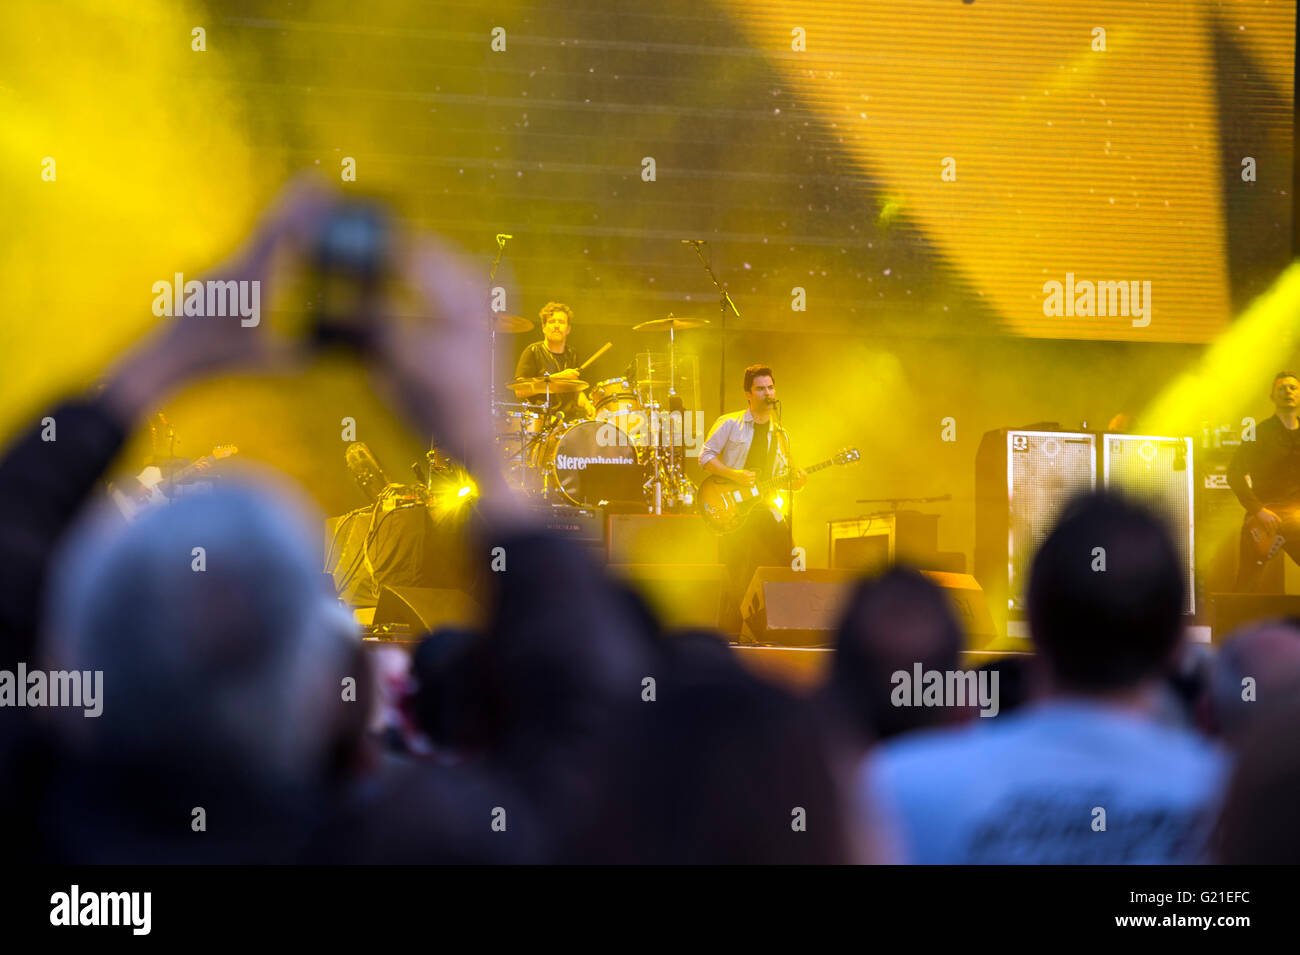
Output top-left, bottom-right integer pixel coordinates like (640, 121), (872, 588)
(1, 0), (1294, 543)
(186, 0), (1289, 345)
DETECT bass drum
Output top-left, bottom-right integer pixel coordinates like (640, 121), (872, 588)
(538, 419), (646, 507)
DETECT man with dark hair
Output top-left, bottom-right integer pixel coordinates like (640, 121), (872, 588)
(699, 364), (806, 634)
(859, 492), (1226, 863)
(513, 301), (596, 421)
(1228, 370), (1300, 589)
(824, 567), (966, 747)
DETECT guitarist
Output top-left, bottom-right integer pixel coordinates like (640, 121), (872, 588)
(699, 364), (806, 634)
(1228, 370), (1300, 590)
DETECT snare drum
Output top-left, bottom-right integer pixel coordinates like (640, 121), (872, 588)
(537, 419), (645, 506)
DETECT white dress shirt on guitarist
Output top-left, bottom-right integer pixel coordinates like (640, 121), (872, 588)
(700, 409), (795, 520)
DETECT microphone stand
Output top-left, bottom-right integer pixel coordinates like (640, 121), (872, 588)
(683, 240), (739, 417)
(487, 233), (511, 418)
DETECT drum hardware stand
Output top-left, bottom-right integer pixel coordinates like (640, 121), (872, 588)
(666, 321), (679, 515)
(631, 312), (712, 515)
(641, 400), (665, 514)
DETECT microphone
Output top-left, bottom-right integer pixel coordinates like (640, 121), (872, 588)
(680, 238), (705, 245)
(495, 233), (513, 244)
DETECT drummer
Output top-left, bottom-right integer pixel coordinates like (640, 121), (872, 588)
(513, 301), (597, 421)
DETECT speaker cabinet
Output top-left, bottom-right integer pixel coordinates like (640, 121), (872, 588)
(740, 568), (997, 648)
(1102, 434), (1195, 614)
(1210, 593), (1300, 643)
(975, 429), (1097, 631)
(921, 570), (999, 648)
(740, 569), (856, 647)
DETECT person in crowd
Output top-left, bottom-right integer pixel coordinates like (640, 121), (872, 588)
(39, 479), (363, 863)
(1199, 619), (1300, 744)
(822, 567), (967, 750)
(570, 628), (860, 864)
(859, 492), (1228, 864)
(1214, 698), (1300, 864)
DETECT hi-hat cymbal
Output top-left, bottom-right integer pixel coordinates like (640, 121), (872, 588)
(633, 316), (711, 332)
(507, 376), (590, 398)
(490, 313), (534, 333)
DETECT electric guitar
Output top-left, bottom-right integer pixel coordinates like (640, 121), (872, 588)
(109, 445), (238, 520)
(1244, 505), (1298, 566)
(698, 447), (860, 532)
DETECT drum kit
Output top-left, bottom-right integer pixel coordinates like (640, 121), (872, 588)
(486, 313), (709, 513)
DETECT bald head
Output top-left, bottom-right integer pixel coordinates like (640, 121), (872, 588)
(43, 474), (358, 790)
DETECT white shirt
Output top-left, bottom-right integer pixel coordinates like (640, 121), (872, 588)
(860, 700), (1227, 864)
(699, 408), (790, 475)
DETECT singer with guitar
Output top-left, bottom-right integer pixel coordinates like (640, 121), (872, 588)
(1228, 370), (1300, 590)
(699, 364), (806, 634)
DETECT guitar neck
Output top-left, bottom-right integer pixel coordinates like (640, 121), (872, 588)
(168, 449), (233, 484)
(756, 457), (834, 492)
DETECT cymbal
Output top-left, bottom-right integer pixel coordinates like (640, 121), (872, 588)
(507, 376), (590, 398)
(490, 313), (534, 333)
(633, 316), (711, 332)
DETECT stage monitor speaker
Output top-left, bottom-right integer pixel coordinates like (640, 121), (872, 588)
(373, 586), (482, 635)
(740, 568), (997, 648)
(975, 429), (1097, 632)
(921, 570), (999, 648)
(741, 568), (856, 647)
(1103, 434), (1195, 614)
(1210, 593), (1300, 643)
